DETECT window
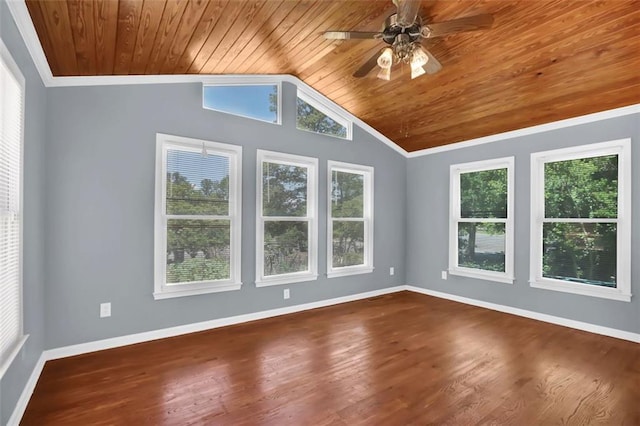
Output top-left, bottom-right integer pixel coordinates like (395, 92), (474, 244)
(256, 150), (318, 286)
(327, 161), (374, 277)
(530, 139), (631, 301)
(296, 88), (352, 140)
(449, 157), (514, 284)
(203, 82), (281, 124)
(0, 40), (27, 378)
(154, 134), (242, 299)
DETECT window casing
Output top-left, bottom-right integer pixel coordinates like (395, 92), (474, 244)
(0, 40), (27, 379)
(202, 80), (281, 125)
(296, 88), (352, 140)
(530, 139), (631, 302)
(256, 150), (318, 287)
(154, 134), (242, 299)
(449, 157), (514, 284)
(327, 161), (374, 278)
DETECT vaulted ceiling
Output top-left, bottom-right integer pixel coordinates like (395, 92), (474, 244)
(24, 0), (640, 152)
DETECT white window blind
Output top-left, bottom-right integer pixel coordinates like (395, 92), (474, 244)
(0, 41), (25, 377)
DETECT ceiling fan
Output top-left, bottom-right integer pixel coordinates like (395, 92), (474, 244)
(323, 0), (494, 80)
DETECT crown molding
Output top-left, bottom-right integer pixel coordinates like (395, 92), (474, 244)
(407, 103), (640, 158)
(5, 0), (53, 85)
(5, 0), (638, 159)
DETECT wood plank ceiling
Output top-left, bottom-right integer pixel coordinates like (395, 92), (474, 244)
(25, 0), (640, 152)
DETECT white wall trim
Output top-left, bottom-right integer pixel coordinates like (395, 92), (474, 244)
(7, 352), (46, 426)
(405, 285), (640, 343)
(407, 104), (640, 158)
(37, 284), (640, 361)
(44, 286), (405, 360)
(4, 0), (53, 86)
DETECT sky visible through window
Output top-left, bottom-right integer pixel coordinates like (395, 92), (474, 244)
(203, 85), (277, 123)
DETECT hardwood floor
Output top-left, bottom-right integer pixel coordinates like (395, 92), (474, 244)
(22, 292), (640, 425)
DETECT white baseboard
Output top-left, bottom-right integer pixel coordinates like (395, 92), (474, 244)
(405, 285), (640, 343)
(45, 286), (406, 360)
(7, 353), (46, 426)
(9, 283), (639, 425)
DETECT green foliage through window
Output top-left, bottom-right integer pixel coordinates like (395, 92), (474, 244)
(542, 154), (618, 287)
(264, 221), (309, 275)
(296, 97), (347, 138)
(261, 158), (312, 277)
(456, 166), (508, 274)
(458, 222), (505, 272)
(262, 162), (307, 217)
(331, 170), (366, 268)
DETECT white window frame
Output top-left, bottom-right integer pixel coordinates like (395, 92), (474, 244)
(296, 87), (353, 140)
(154, 133), (242, 300)
(449, 157), (515, 284)
(529, 139), (631, 302)
(202, 76), (282, 125)
(0, 39), (28, 379)
(256, 150), (318, 287)
(327, 161), (374, 278)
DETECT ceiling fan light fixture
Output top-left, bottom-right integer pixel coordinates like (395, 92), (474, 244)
(377, 66), (391, 81)
(410, 45), (429, 68)
(376, 48), (394, 69)
(411, 64), (426, 79)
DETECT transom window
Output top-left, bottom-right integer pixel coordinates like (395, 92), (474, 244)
(154, 134), (242, 299)
(327, 161), (374, 278)
(256, 150), (318, 287)
(530, 139), (631, 301)
(296, 89), (352, 140)
(449, 157), (514, 284)
(203, 83), (280, 124)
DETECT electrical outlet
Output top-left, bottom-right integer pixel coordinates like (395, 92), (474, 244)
(100, 302), (111, 318)
(283, 289), (290, 300)
(390, 267), (395, 276)
(441, 271), (448, 280)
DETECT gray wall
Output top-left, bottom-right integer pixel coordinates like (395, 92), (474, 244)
(0, 1), (47, 424)
(407, 113), (640, 333)
(44, 82), (407, 349)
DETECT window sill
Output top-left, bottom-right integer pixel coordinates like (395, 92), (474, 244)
(154, 282), (242, 300)
(529, 279), (631, 302)
(0, 334), (29, 379)
(449, 268), (514, 284)
(327, 266), (374, 278)
(256, 273), (318, 287)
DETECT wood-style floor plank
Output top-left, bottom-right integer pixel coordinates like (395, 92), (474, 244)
(20, 292), (640, 425)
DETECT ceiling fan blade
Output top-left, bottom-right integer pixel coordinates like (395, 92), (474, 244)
(393, 0), (421, 28)
(423, 49), (443, 74)
(353, 49), (383, 78)
(422, 14), (494, 38)
(323, 31), (382, 40)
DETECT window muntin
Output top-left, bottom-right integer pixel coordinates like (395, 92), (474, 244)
(530, 140), (631, 301)
(256, 150), (318, 286)
(296, 89), (352, 140)
(327, 161), (374, 277)
(155, 134), (242, 299)
(0, 40), (27, 379)
(449, 157), (514, 284)
(203, 83), (280, 124)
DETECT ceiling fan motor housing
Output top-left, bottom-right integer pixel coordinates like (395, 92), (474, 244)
(381, 14), (422, 44)
(382, 14), (423, 63)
